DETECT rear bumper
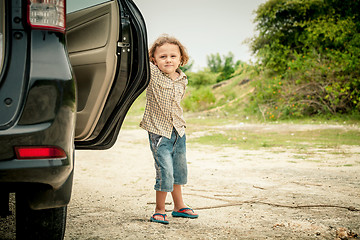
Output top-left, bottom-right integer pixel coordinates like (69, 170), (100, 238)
(0, 107), (76, 209)
(0, 154), (72, 190)
(0, 104), (76, 209)
(0, 161), (74, 210)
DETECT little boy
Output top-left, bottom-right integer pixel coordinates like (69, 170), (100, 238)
(140, 35), (198, 224)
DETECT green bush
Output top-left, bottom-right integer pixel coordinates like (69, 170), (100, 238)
(183, 87), (216, 112)
(187, 70), (218, 88)
(249, 0), (360, 119)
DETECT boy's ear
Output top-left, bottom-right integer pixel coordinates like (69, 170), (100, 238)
(151, 57), (157, 65)
(180, 57), (184, 66)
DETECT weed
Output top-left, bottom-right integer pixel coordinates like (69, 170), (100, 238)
(261, 142), (272, 147)
(293, 155), (307, 160)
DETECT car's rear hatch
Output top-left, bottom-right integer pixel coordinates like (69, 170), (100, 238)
(0, 0), (67, 131)
(0, 0), (5, 75)
(0, 0), (28, 130)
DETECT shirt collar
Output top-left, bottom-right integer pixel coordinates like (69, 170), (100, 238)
(161, 68), (187, 82)
(175, 68), (187, 81)
(150, 62), (187, 81)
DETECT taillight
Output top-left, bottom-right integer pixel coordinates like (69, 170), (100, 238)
(15, 146), (66, 159)
(27, 0), (66, 33)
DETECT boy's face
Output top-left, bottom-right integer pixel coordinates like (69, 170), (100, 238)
(153, 43), (181, 76)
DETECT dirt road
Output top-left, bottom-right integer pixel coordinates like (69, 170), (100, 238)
(64, 126), (360, 239)
(1, 125), (359, 239)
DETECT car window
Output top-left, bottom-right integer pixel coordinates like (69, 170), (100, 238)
(67, 0), (111, 13)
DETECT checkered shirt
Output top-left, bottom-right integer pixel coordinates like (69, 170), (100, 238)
(140, 62), (188, 138)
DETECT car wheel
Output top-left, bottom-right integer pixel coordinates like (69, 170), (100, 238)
(16, 194), (67, 240)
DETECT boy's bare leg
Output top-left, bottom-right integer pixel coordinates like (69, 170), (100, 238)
(154, 191), (168, 221)
(171, 184), (198, 215)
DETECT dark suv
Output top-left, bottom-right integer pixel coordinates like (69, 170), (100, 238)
(0, 0), (148, 239)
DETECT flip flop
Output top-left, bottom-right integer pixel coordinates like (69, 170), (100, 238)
(171, 208), (198, 218)
(150, 213), (169, 224)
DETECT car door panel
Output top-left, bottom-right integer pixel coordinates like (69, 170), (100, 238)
(67, 1), (120, 141)
(67, 0), (149, 149)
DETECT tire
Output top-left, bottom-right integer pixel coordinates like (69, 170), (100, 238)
(16, 193), (67, 240)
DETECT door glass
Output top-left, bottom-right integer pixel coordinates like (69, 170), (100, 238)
(67, 0), (110, 13)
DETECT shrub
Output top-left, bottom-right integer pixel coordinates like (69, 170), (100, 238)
(248, 0), (360, 119)
(183, 87), (216, 112)
(187, 70), (219, 88)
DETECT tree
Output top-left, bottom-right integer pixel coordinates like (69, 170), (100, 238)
(249, 0), (360, 118)
(206, 52), (237, 82)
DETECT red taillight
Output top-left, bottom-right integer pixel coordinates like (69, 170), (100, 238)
(15, 146), (66, 159)
(27, 0), (66, 33)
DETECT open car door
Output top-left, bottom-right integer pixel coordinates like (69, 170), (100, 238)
(66, 0), (149, 150)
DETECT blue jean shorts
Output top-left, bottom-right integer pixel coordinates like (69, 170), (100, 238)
(148, 128), (187, 192)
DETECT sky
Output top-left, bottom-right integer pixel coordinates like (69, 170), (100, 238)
(133, 0), (267, 70)
(68, 0), (268, 70)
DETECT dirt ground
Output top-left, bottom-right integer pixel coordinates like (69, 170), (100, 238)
(1, 124), (360, 239)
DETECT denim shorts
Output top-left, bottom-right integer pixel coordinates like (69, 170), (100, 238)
(148, 128), (187, 192)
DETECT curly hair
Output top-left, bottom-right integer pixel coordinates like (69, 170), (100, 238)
(149, 34), (189, 66)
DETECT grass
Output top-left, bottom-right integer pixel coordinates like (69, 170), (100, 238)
(122, 92), (146, 128)
(185, 116), (360, 150)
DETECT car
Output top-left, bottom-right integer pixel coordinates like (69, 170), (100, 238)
(0, 0), (149, 239)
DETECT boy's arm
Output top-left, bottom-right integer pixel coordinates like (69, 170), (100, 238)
(149, 62), (173, 88)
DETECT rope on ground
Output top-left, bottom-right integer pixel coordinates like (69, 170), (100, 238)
(194, 201), (359, 212)
(184, 193), (359, 212)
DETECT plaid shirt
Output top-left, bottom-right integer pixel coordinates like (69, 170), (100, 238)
(140, 62), (188, 138)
